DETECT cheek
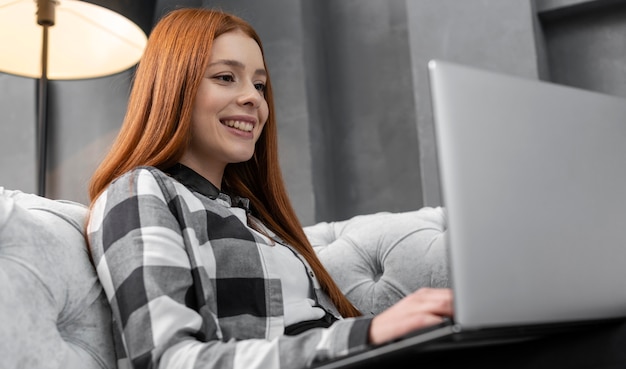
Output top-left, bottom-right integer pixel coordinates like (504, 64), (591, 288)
(257, 121), (267, 135)
(257, 106), (269, 138)
(260, 102), (270, 125)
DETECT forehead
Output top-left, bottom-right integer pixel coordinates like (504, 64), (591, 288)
(209, 30), (264, 66)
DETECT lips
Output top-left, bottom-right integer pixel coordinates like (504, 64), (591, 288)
(222, 119), (254, 132)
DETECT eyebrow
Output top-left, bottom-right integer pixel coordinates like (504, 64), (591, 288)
(208, 59), (267, 77)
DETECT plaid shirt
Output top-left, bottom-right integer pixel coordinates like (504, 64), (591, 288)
(88, 165), (372, 369)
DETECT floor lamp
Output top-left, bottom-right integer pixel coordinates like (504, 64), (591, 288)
(0, 0), (147, 197)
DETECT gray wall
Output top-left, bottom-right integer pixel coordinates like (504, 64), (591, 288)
(2, 0), (626, 226)
(407, 0), (545, 206)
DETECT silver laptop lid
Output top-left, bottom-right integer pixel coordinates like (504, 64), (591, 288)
(428, 60), (626, 329)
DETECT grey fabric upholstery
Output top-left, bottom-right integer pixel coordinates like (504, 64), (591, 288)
(0, 188), (115, 369)
(0, 188), (449, 368)
(306, 208), (449, 315)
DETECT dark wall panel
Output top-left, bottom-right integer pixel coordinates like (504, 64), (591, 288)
(540, 2), (626, 98)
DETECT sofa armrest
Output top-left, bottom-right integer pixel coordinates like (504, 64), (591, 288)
(0, 188), (115, 369)
(306, 207), (449, 315)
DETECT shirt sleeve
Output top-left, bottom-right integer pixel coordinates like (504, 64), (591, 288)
(87, 168), (373, 369)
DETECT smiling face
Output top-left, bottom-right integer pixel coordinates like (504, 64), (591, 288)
(180, 29), (269, 187)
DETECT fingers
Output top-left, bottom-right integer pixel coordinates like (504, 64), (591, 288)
(406, 287), (454, 317)
(368, 288), (454, 345)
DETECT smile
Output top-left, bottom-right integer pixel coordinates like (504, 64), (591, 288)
(222, 120), (254, 132)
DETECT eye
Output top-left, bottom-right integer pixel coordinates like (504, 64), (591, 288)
(254, 83), (266, 93)
(214, 74), (235, 83)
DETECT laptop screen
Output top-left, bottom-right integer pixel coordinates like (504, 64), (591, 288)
(428, 59), (626, 329)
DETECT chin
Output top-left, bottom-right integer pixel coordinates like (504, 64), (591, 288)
(229, 152), (255, 164)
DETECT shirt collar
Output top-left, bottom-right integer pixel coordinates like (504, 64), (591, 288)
(164, 163), (251, 212)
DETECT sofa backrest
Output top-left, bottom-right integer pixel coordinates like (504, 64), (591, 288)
(305, 208), (449, 315)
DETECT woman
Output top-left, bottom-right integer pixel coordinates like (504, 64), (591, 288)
(87, 8), (453, 369)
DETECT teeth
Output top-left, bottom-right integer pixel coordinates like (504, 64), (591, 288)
(223, 120), (253, 132)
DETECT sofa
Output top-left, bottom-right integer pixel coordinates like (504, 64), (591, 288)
(0, 187), (449, 369)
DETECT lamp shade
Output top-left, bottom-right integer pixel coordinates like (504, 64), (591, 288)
(0, 0), (147, 80)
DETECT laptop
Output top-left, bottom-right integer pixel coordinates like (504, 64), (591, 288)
(312, 60), (626, 368)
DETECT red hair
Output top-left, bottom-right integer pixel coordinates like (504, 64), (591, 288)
(88, 8), (361, 318)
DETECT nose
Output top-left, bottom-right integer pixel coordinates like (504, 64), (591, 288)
(237, 82), (263, 108)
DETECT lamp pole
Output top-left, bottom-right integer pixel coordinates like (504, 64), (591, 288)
(36, 0), (55, 197)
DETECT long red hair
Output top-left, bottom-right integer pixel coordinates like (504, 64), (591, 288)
(88, 8), (361, 318)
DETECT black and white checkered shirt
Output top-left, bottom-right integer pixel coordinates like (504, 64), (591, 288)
(88, 165), (372, 369)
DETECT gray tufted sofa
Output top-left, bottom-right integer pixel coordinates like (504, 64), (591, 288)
(0, 187), (449, 369)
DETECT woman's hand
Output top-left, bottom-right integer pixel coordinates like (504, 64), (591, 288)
(368, 287), (454, 345)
